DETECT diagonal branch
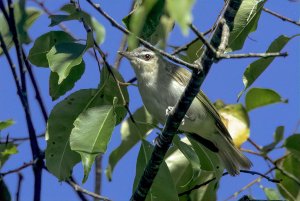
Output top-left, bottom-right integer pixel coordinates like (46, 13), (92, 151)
(263, 7), (300, 27)
(86, 0), (199, 70)
(178, 168), (279, 196)
(129, 0), (243, 200)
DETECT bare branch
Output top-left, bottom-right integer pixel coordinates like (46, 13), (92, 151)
(68, 180), (111, 201)
(263, 7), (300, 27)
(220, 52), (288, 59)
(86, 0), (199, 70)
(178, 168), (279, 197)
(171, 28), (213, 55)
(16, 173), (24, 201)
(1, 161), (35, 176)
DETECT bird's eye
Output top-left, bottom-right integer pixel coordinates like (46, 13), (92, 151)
(144, 54), (151, 61)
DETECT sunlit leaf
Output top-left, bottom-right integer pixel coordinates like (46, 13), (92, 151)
(0, 143), (18, 168)
(285, 134), (300, 161)
(70, 98), (117, 183)
(0, 119), (15, 131)
(262, 126), (284, 153)
(133, 140), (179, 201)
(227, 0), (266, 52)
(99, 65), (129, 125)
(261, 186), (281, 200)
(123, 0), (167, 48)
(166, 0), (195, 35)
(49, 61), (85, 101)
(46, 89), (105, 180)
(50, 3), (105, 44)
(173, 135), (201, 187)
(216, 101), (250, 147)
(245, 88), (286, 111)
(276, 155), (300, 201)
(46, 42), (86, 84)
(28, 31), (75, 67)
(238, 35), (299, 99)
(106, 106), (157, 181)
(188, 137), (223, 177)
(166, 137), (218, 200)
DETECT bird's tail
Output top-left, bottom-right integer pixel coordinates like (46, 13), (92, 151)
(214, 134), (252, 176)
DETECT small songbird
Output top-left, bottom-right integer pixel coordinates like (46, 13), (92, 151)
(119, 47), (252, 175)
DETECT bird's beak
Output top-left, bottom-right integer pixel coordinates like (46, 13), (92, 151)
(118, 51), (134, 60)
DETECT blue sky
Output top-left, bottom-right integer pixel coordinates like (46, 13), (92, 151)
(1, 0), (299, 200)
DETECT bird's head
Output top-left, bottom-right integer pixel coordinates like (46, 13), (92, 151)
(118, 47), (161, 73)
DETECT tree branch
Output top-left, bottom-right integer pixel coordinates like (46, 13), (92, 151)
(1, 161), (35, 176)
(68, 179), (111, 201)
(127, 0), (243, 200)
(0, 1), (43, 200)
(263, 7), (300, 27)
(16, 173), (23, 201)
(86, 0), (199, 70)
(178, 168), (279, 196)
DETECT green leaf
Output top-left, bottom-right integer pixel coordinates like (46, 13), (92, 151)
(0, 119), (15, 131)
(238, 35), (299, 99)
(262, 187), (281, 200)
(227, 0), (266, 52)
(46, 89), (106, 180)
(276, 155), (300, 201)
(262, 126), (284, 153)
(99, 66), (129, 125)
(188, 136), (223, 175)
(28, 31), (75, 67)
(123, 0), (167, 48)
(47, 42), (86, 84)
(0, 3), (41, 55)
(245, 88), (286, 111)
(49, 61), (85, 101)
(0, 143), (18, 168)
(50, 4), (105, 44)
(166, 0), (195, 35)
(133, 140), (179, 201)
(0, 180), (11, 201)
(166, 138), (218, 200)
(173, 135), (201, 187)
(70, 99), (117, 183)
(106, 106), (157, 181)
(285, 134), (300, 161)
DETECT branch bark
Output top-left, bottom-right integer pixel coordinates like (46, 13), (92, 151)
(127, 0), (243, 200)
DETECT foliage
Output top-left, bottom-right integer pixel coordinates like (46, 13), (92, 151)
(0, 0), (299, 200)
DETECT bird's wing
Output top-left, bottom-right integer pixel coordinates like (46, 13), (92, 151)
(168, 64), (232, 140)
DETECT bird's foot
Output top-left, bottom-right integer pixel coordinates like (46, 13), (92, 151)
(165, 106), (187, 126)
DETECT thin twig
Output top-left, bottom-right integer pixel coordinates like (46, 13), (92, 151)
(248, 138), (300, 186)
(68, 180), (111, 201)
(16, 173), (24, 201)
(178, 168), (279, 196)
(86, 0), (199, 70)
(224, 168), (275, 201)
(94, 155), (102, 201)
(21, 48), (48, 122)
(1, 161), (35, 176)
(263, 7), (300, 27)
(220, 52), (288, 59)
(190, 24), (218, 57)
(1, 1), (43, 200)
(171, 28), (213, 55)
(2, 133), (45, 143)
(114, 35), (128, 69)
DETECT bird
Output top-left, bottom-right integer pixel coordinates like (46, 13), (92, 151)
(119, 46), (252, 175)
